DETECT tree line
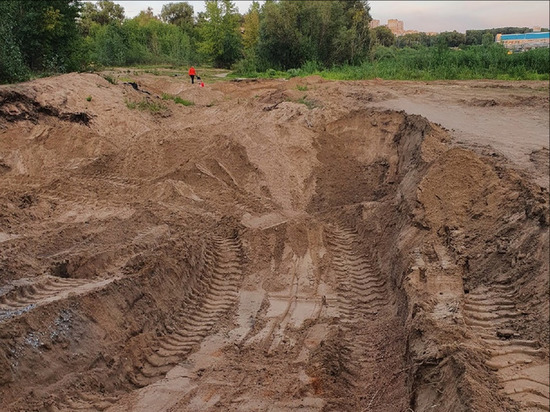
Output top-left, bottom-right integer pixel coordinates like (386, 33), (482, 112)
(0, 0), (548, 84)
(394, 27), (547, 49)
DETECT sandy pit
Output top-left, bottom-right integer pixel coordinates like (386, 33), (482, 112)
(0, 72), (548, 411)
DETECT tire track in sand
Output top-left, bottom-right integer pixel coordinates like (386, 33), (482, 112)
(0, 276), (120, 323)
(327, 226), (388, 330)
(129, 235), (243, 388)
(325, 225), (395, 408)
(60, 236), (243, 410)
(463, 284), (549, 411)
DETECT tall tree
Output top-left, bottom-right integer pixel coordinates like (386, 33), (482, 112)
(135, 6), (159, 24)
(436, 31), (466, 48)
(81, 0), (124, 25)
(242, 1), (260, 51)
(370, 25), (395, 47)
(160, 2), (194, 30)
(334, 0), (371, 64)
(257, 1), (302, 69)
(80, 0), (124, 37)
(198, 0), (242, 68)
(8, 0), (83, 73)
(0, 1), (29, 83)
(257, 0), (372, 69)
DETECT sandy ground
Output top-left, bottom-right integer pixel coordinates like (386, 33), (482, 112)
(0, 72), (548, 412)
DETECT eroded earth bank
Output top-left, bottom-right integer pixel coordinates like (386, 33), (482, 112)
(0, 73), (548, 411)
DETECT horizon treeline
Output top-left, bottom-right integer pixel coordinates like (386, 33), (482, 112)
(1, 0), (548, 84)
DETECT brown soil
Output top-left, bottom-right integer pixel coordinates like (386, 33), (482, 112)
(0, 72), (548, 412)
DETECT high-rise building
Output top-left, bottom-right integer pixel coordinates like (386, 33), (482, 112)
(387, 19), (404, 35)
(369, 19), (380, 29)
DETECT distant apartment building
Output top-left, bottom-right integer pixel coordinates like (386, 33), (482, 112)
(371, 18), (436, 36)
(387, 19), (404, 35)
(369, 19), (380, 29)
(496, 32), (550, 51)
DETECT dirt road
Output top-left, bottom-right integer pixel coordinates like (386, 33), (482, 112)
(0, 72), (548, 411)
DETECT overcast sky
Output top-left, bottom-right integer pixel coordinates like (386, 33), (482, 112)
(109, 1), (549, 33)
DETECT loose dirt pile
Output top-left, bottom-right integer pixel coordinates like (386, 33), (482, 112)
(0, 72), (548, 411)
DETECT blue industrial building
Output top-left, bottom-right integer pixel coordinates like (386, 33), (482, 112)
(496, 32), (550, 51)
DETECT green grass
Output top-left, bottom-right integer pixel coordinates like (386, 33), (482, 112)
(296, 96), (318, 109)
(144, 69), (161, 76)
(227, 67), (290, 80)
(97, 66), (229, 84)
(132, 64), (180, 70)
(102, 74), (118, 84)
(233, 45), (550, 81)
(162, 93), (194, 106)
(321, 46), (549, 81)
(296, 85), (308, 91)
(126, 98), (167, 113)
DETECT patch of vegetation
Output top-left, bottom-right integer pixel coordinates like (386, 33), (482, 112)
(315, 45), (550, 81)
(296, 96), (318, 109)
(234, 44), (549, 82)
(162, 93), (194, 106)
(126, 98), (167, 114)
(86, 96), (92, 102)
(102, 74), (117, 84)
(173, 96), (194, 106)
(296, 85), (308, 91)
(133, 64), (179, 70)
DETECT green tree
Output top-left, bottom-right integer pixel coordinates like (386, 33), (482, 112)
(80, 0), (124, 37)
(257, 1), (301, 70)
(482, 32), (494, 46)
(256, 0), (371, 69)
(91, 22), (128, 66)
(436, 30), (467, 48)
(160, 2), (194, 31)
(135, 7), (159, 24)
(301, 1), (347, 65)
(7, 0), (83, 73)
(0, 1), (30, 83)
(396, 32), (435, 48)
(82, 0), (124, 25)
(371, 25), (395, 47)
(333, 0), (371, 65)
(242, 1), (260, 51)
(466, 27), (532, 45)
(198, 0), (242, 68)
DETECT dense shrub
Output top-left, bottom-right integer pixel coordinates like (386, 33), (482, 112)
(317, 44), (549, 81)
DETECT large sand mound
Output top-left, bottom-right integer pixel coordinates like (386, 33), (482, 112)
(0, 72), (548, 411)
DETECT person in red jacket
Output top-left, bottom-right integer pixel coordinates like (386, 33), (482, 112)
(188, 66), (197, 84)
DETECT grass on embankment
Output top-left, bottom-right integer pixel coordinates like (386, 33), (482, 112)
(232, 45), (550, 81)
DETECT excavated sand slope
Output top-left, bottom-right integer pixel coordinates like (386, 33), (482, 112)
(0, 73), (548, 412)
